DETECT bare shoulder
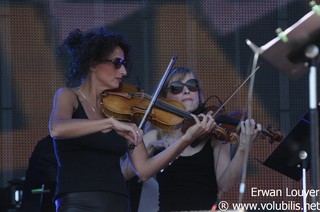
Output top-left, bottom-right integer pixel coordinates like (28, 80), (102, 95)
(53, 87), (78, 109)
(54, 87), (77, 100)
(55, 87), (76, 97)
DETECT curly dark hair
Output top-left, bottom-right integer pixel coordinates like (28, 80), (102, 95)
(60, 27), (130, 87)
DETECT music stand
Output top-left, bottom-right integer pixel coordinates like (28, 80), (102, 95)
(246, 3), (320, 208)
(263, 108), (318, 212)
(262, 108), (316, 181)
(247, 6), (320, 80)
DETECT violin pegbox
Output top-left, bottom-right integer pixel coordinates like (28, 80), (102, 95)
(260, 124), (283, 144)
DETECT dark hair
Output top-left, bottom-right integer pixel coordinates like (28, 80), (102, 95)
(60, 27), (130, 87)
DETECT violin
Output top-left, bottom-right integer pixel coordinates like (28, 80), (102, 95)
(100, 83), (283, 143)
(184, 105), (283, 144)
(101, 90), (186, 131)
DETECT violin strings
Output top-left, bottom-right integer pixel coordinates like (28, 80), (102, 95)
(131, 91), (245, 128)
(131, 92), (193, 119)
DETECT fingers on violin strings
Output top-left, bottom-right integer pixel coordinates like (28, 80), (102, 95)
(240, 120), (246, 132)
(131, 128), (139, 144)
(136, 128), (143, 143)
(206, 110), (214, 116)
(244, 119), (252, 131)
(200, 114), (210, 130)
(136, 128), (143, 135)
(207, 114), (216, 130)
(135, 130), (139, 144)
(206, 111), (214, 120)
(256, 123), (262, 131)
(243, 119), (253, 127)
(244, 119), (258, 134)
(250, 119), (259, 134)
(198, 113), (208, 123)
(190, 113), (201, 124)
(249, 119), (256, 127)
(137, 129), (143, 145)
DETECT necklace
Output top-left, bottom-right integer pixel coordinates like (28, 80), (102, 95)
(78, 89), (96, 113)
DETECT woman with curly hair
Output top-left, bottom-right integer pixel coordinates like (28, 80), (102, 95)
(49, 26), (216, 212)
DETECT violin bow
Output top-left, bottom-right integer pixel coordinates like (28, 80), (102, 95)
(128, 56), (178, 151)
(212, 65), (261, 117)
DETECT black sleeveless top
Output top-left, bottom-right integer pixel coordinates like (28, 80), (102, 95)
(156, 140), (218, 211)
(53, 99), (128, 199)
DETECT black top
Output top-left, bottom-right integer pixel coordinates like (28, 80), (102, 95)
(53, 99), (128, 199)
(25, 135), (57, 184)
(157, 139), (218, 211)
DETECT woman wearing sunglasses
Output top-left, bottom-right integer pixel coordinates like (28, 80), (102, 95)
(49, 27), (216, 212)
(124, 67), (262, 211)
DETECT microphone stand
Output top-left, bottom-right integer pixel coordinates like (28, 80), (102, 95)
(238, 49), (259, 205)
(305, 44), (320, 207)
(299, 150), (308, 212)
(244, 3), (320, 209)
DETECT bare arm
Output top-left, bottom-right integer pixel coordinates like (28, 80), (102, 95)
(49, 87), (140, 144)
(49, 87), (114, 138)
(126, 113), (217, 181)
(214, 119), (261, 193)
(121, 129), (159, 180)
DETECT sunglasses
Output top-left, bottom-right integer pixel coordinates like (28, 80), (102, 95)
(168, 79), (199, 94)
(105, 58), (127, 69)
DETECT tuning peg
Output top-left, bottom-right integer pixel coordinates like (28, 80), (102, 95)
(276, 28), (288, 43)
(310, 1), (320, 16)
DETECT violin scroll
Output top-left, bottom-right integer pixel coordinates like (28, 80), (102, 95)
(261, 125), (283, 144)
